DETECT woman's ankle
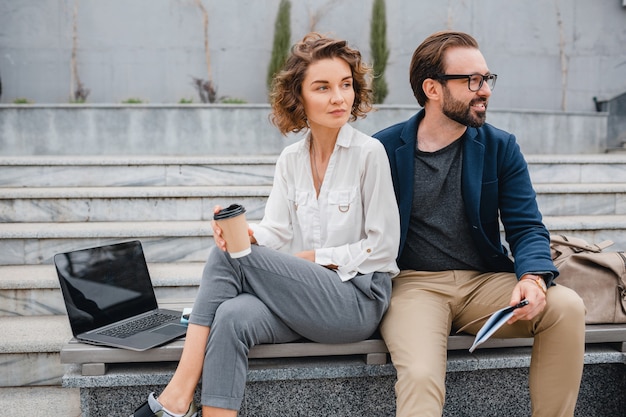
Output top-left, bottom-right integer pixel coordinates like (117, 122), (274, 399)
(202, 405), (238, 417)
(157, 389), (193, 415)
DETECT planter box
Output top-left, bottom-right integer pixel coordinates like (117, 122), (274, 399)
(0, 104), (608, 155)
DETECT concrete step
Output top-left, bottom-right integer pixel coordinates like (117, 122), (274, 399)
(0, 315), (72, 387)
(1, 214), (621, 259)
(3, 211), (625, 318)
(0, 315), (82, 417)
(1, 182), (624, 223)
(0, 221), (217, 265)
(0, 155), (276, 188)
(0, 262), (203, 317)
(540, 215), (626, 250)
(2, 154), (626, 188)
(526, 154), (626, 184)
(0, 387), (80, 417)
(534, 183), (626, 216)
(0, 185), (270, 222)
(0, 216), (625, 267)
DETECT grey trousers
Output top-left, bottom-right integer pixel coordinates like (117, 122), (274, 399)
(188, 245), (392, 410)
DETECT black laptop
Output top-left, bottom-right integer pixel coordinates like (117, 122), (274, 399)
(54, 240), (188, 351)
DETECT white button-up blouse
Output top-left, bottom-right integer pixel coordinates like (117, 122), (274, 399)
(250, 124), (400, 281)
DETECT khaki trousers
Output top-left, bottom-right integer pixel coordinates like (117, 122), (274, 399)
(380, 270), (586, 417)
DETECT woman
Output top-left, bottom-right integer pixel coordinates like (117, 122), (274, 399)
(131, 32), (400, 417)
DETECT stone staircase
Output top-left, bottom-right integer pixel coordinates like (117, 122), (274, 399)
(1, 153), (626, 416)
(0, 155), (276, 416)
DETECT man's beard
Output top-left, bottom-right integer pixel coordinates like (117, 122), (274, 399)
(442, 87), (487, 128)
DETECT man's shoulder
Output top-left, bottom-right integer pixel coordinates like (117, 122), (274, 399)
(372, 120), (407, 140)
(372, 111), (422, 146)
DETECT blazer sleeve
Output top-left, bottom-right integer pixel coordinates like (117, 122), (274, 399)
(493, 132), (558, 283)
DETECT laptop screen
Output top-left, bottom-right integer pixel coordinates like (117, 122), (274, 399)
(54, 240), (158, 335)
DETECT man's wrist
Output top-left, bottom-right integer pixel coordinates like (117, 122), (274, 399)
(521, 274), (548, 294)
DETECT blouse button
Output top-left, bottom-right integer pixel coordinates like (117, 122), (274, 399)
(366, 248), (372, 253)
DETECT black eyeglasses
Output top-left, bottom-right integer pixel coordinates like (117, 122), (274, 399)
(435, 73), (497, 92)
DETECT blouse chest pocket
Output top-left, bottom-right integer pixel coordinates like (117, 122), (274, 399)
(291, 190), (312, 210)
(327, 187), (361, 231)
(289, 189), (317, 234)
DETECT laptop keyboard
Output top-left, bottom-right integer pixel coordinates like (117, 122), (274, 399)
(98, 312), (179, 339)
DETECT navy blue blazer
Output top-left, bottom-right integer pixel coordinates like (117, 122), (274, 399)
(374, 110), (558, 283)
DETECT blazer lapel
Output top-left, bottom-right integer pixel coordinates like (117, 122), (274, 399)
(395, 114), (420, 226)
(462, 128), (485, 225)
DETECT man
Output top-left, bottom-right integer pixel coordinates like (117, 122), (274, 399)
(374, 31), (585, 417)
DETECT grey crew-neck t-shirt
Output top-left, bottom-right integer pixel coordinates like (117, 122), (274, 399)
(398, 137), (488, 272)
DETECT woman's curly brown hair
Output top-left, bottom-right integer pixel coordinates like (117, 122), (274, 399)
(269, 32), (373, 135)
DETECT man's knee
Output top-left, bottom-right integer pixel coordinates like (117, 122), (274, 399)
(546, 284), (585, 319)
(400, 362), (441, 390)
(536, 284), (586, 336)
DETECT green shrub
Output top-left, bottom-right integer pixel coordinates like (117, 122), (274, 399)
(121, 98), (144, 104)
(267, 0), (291, 92)
(370, 0), (389, 104)
(221, 97), (247, 104)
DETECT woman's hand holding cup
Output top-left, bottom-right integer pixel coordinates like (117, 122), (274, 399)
(212, 204), (253, 258)
(212, 206), (227, 251)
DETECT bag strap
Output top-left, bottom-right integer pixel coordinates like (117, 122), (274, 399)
(611, 253), (626, 313)
(550, 234), (614, 253)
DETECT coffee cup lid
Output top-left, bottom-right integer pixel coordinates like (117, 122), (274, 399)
(213, 204), (246, 220)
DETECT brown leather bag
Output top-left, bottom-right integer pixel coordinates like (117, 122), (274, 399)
(550, 234), (626, 324)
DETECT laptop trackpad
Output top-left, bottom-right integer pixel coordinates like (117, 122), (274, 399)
(151, 324), (186, 335)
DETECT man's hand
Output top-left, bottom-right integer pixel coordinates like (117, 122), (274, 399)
(507, 274), (547, 324)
